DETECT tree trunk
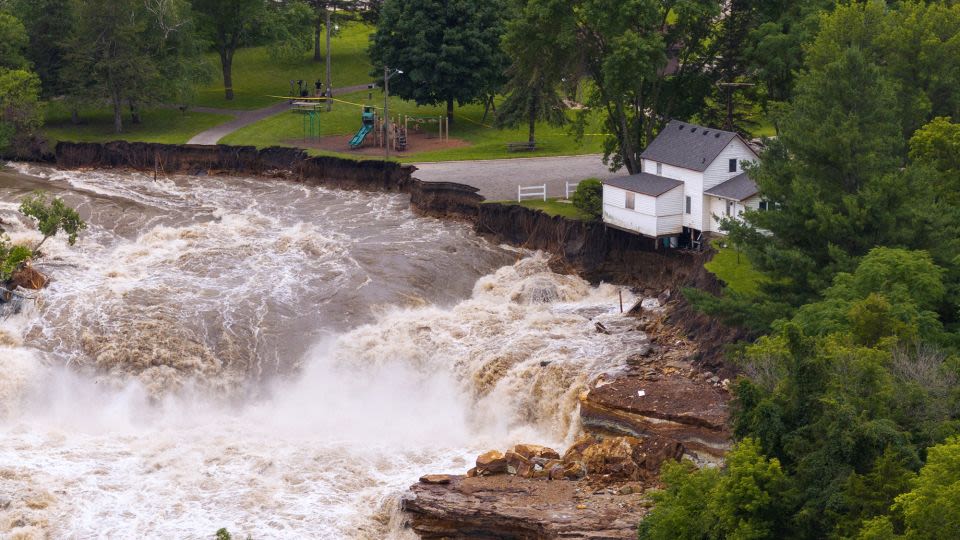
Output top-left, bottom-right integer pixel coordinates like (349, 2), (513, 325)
(447, 98), (454, 124)
(220, 50), (234, 101)
(528, 95), (537, 145)
(314, 14), (323, 62)
(111, 90), (123, 134)
(129, 99), (142, 124)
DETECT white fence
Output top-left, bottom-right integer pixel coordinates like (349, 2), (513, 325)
(518, 184), (547, 202)
(565, 181), (580, 199)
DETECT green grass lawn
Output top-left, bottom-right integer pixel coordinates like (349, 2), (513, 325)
(43, 102), (232, 145)
(704, 239), (766, 295)
(505, 198), (593, 220)
(220, 89), (606, 161)
(192, 24), (374, 111)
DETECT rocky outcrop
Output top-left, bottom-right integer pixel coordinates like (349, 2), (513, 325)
(409, 179), (483, 219)
(402, 475), (653, 540)
(580, 374), (731, 464)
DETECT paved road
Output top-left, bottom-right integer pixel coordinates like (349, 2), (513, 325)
(186, 83), (373, 145)
(409, 155), (621, 201)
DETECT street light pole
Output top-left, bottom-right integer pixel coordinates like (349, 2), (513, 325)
(383, 66), (402, 160)
(325, 8), (332, 112)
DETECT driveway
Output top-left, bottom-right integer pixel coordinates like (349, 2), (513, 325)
(409, 155), (621, 201)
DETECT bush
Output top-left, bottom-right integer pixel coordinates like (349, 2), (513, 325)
(18, 190), (86, 250)
(571, 178), (602, 220)
(0, 239), (31, 281)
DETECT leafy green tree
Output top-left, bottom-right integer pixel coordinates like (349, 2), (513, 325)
(66, 0), (206, 132)
(495, 0), (573, 144)
(0, 240), (31, 281)
(192, 0), (266, 101)
(0, 11), (28, 70)
(571, 178), (602, 221)
(0, 68), (43, 155)
(369, 0), (508, 123)
(265, 0), (316, 65)
(19, 191), (86, 251)
(8, 0), (73, 96)
(569, 0), (721, 173)
(639, 438), (792, 540)
(910, 116), (960, 205)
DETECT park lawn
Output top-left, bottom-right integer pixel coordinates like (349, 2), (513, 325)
(43, 102), (232, 145)
(489, 198), (592, 220)
(704, 239), (766, 296)
(220, 89), (606, 161)
(192, 23), (374, 110)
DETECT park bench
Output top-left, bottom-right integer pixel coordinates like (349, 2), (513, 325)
(506, 141), (537, 152)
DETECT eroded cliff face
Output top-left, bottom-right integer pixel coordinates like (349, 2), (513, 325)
(17, 143), (745, 539)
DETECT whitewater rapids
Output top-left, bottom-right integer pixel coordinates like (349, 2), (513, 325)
(0, 164), (642, 538)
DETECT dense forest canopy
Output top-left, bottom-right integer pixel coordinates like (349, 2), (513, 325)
(1, 1), (959, 536)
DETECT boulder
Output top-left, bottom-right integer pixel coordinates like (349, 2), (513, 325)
(420, 474), (452, 485)
(476, 450), (508, 476)
(511, 443), (560, 461)
(504, 451), (530, 475)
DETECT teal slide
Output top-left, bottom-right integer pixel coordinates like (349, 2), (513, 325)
(349, 123), (373, 148)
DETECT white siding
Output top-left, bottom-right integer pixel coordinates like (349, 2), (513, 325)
(705, 194), (761, 234)
(700, 138), (758, 232)
(602, 185), (683, 237)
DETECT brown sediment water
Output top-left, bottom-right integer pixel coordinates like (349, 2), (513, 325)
(0, 163), (648, 539)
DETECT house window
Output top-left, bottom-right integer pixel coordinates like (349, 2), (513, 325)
(726, 201), (734, 216)
(759, 200), (768, 211)
(728, 159), (737, 172)
(656, 162), (662, 176)
(626, 191), (635, 210)
(685, 196), (691, 214)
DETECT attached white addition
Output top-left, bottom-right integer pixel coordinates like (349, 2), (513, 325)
(602, 120), (761, 239)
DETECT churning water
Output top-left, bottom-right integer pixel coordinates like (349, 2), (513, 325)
(0, 164), (640, 539)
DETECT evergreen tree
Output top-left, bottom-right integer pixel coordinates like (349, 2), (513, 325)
(368, 0), (508, 123)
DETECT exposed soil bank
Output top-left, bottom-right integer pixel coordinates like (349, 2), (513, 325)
(10, 142), (746, 538)
(10, 141), (746, 368)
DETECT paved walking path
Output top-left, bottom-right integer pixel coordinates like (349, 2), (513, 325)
(186, 83), (373, 145)
(409, 155), (621, 201)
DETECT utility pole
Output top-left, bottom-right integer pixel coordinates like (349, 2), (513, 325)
(716, 81), (755, 131)
(384, 65), (391, 160)
(383, 66), (403, 161)
(325, 7), (332, 112)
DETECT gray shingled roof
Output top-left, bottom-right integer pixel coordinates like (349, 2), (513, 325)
(640, 120), (740, 172)
(703, 172), (758, 201)
(604, 173), (684, 197)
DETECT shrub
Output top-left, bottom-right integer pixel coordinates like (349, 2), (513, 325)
(571, 178), (602, 220)
(18, 190), (86, 250)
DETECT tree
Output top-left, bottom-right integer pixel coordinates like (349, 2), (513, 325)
(639, 439), (792, 540)
(910, 117), (960, 203)
(0, 11), (28, 70)
(19, 191), (87, 251)
(192, 0), (266, 101)
(369, 0), (508, 123)
(66, 0), (206, 132)
(264, 0), (316, 65)
(0, 68), (42, 154)
(8, 0), (73, 97)
(495, 0), (573, 144)
(568, 0), (721, 173)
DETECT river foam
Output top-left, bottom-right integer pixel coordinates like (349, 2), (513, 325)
(0, 165), (643, 538)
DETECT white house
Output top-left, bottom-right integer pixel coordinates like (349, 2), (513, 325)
(602, 120), (762, 245)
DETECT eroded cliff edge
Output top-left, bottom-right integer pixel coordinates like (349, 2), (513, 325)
(13, 142), (747, 538)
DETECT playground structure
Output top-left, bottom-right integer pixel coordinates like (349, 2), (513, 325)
(349, 106), (377, 148)
(347, 111), (450, 153)
(291, 98), (326, 141)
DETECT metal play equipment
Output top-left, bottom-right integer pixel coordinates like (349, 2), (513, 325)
(350, 106), (377, 148)
(293, 100), (323, 141)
